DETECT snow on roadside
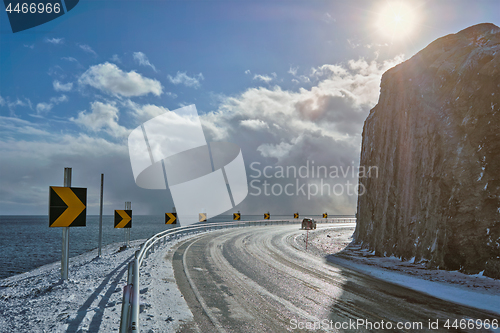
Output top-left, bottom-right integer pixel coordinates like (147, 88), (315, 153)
(0, 233), (198, 333)
(137, 237), (194, 333)
(297, 225), (500, 316)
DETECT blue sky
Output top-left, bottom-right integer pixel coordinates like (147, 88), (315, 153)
(1, 0), (499, 216)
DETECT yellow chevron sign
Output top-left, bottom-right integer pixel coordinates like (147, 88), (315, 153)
(294, 213), (299, 219)
(115, 210), (132, 228)
(49, 186), (86, 227)
(264, 213), (270, 220)
(165, 213), (177, 224)
(233, 213), (241, 220)
(199, 213), (207, 222)
(323, 213), (328, 218)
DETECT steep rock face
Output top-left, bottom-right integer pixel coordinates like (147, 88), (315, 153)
(355, 23), (500, 278)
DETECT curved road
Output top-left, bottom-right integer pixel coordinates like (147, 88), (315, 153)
(171, 224), (499, 332)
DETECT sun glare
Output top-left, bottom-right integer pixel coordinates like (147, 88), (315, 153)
(376, 2), (418, 41)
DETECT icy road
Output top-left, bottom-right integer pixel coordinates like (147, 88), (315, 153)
(172, 224), (499, 333)
(1, 223), (498, 332)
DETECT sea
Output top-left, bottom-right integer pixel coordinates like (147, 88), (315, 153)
(0, 214), (337, 280)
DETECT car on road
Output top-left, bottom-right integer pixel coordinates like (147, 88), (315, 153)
(301, 218), (316, 230)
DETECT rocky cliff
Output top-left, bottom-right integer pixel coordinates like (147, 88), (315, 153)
(355, 23), (500, 279)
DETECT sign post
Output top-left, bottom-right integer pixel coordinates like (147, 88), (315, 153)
(61, 167), (71, 280)
(115, 203), (132, 248)
(49, 167), (87, 280)
(125, 202), (131, 247)
(98, 174), (104, 257)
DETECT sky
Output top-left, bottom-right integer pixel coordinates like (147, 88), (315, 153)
(1, 0), (499, 216)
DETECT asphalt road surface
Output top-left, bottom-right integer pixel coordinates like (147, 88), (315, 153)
(171, 224), (499, 332)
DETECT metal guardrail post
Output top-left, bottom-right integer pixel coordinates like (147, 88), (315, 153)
(120, 284), (132, 333)
(119, 261), (135, 333)
(131, 258), (140, 332)
(128, 261), (134, 284)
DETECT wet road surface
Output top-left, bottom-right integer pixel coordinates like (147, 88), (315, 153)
(172, 224), (499, 332)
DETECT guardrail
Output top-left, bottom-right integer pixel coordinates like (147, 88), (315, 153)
(119, 217), (356, 332)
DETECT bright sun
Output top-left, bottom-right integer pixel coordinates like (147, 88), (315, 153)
(376, 2), (418, 41)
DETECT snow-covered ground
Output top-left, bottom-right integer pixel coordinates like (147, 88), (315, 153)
(137, 237), (194, 333)
(297, 225), (500, 316)
(0, 234), (196, 333)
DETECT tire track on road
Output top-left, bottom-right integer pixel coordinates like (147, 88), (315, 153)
(173, 224), (498, 333)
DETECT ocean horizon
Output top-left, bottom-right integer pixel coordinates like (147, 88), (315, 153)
(0, 214), (352, 280)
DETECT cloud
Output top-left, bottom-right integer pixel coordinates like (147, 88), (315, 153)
(122, 100), (170, 123)
(365, 43), (389, 49)
(253, 74), (273, 83)
(53, 80), (73, 92)
(50, 95), (68, 104)
(311, 64), (348, 77)
(240, 119), (269, 130)
(71, 101), (128, 137)
(0, 116), (51, 136)
(36, 102), (53, 114)
(322, 12), (335, 24)
(0, 116), (169, 215)
(200, 55), (404, 214)
(257, 141), (293, 159)
(47, 65), (66, 80)
(0, 55), (405, 216)
(0, 132), (135, 215)
(62, 57), (78, 62)
(110, 54), (121, 63)
(24, 44), (34, 49)
(133, 52), (157, 72)
(33, 95), (68, 117)
(8, 98), (29, 109)
(167, 72), (204, 88)
(245, 70), (251, 75)
(45, 38), (64, 44)
(78, 44), (97, 56)
(79, 62), (163, 97)
(288, 67), (298, 76)
(347, 39), (361, 49)
(298, 75), (311, 83)
(61, 57), (82, 67)
(1, 97), (32, 116)
(313, 56), (405, 106)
